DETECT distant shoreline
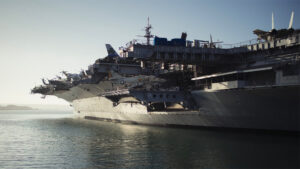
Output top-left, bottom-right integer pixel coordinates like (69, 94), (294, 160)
(0, 105), (36, 110)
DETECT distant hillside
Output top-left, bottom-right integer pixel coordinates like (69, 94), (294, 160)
(0, 105), (35, 110)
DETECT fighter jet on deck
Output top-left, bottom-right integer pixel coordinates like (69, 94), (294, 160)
(253, 11), (300, 41)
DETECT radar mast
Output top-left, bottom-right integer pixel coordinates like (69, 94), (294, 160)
(144, 17), (153, 45)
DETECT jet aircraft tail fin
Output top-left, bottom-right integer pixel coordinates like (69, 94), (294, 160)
(105, 44), (119, 57)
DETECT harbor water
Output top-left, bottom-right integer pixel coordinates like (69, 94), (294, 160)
(0, 110), (299, 168)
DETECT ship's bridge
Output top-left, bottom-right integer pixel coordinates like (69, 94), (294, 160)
(119, 31), (300, 67)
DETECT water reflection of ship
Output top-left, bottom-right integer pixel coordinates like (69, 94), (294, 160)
(84, 120), (300, 168)
(32, 13), (300, 131)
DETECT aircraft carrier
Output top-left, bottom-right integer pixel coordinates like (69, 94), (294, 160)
(32, 14), (300, 131)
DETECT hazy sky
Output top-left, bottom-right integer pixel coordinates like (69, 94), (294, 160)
(0, 0), (299, 105)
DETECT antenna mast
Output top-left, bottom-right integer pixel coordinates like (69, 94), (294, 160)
(272, 12), (274, 30)
(144, 17), (153, 45)
(288, 11), (294, 29)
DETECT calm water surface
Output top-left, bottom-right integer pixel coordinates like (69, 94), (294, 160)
(0, 110), (299, 169)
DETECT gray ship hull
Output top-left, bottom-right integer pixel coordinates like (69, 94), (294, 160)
(191, 85), (300, 131)
(68, 85), (300, 131)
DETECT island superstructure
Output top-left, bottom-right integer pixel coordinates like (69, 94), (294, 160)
(32, 14), (300, 131)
